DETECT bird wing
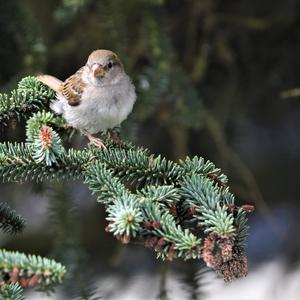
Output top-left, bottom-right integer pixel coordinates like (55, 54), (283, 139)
(37, 75), (62, 93)
(37, 67), (87, 107)
(59, 67), (87, 106)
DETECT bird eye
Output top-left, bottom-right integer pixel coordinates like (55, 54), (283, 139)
(107, 62), (113, 69)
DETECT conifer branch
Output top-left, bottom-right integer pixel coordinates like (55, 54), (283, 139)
(0, 203), (25, 234)
(0, 77), (254, 282)
(179, 175), (235, 235)
(0, 77), (54, 126)
(0, 249), (66, 292)
(0, 143), (92, 182)
(84, 162), (201, 259)
(141, 201), (201, 260)
(0, 283), (25, 300)
(90, 146), (228, 188)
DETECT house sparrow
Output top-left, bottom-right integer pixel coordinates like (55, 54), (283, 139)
(37, 49), (136, 148)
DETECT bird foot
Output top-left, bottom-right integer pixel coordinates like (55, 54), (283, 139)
(82, 130), (107, 149)
(88, 135), (107, 149)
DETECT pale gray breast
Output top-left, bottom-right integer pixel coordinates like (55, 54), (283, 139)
(62, 74), (136, 133)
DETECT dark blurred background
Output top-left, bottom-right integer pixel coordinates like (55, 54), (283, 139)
(1, 0), (300, 299)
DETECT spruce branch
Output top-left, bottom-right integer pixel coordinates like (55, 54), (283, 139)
(0, 283), (25, 300)
(234, 209), (249, 252)
(83, 162), (130, 204)
(90, 146), (183, 186)
(90, 146), (227, 188)
(0, 249), (66, 292)
(106, 194), (143, 239)
(0, 77), (54, 126)
(0, 77), (253, 282)
(179, 156), (228, 187)
(26, 111), (65, 143)
(31, 126), (65, 166)
(0, 203), (25, 234)
(84, 162), (202, 259)
(0, 143), (92, 182)
(141, 201), (201, 260)
(139, 185), (181, 206)
(180, 175), (235, 236)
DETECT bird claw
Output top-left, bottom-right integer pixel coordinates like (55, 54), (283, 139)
(82, 129), (107, 149)
(88, 136), (107, 149)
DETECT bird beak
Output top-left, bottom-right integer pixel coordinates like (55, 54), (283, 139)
(92, 64), (107, 78)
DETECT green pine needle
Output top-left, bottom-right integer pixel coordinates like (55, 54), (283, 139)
(0, 203), (25, 234)
(0, 283), (25, 300)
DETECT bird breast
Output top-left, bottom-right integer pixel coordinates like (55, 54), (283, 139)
(60, 76), (136, 134)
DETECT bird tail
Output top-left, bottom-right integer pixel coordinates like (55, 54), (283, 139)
(37, 75), (62, 93)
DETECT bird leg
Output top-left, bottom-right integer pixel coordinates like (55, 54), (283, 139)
(82, 129), (107, 149)
(108, 128), (120, 143)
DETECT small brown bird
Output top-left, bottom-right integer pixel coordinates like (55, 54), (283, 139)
(37, 49), (136, 148)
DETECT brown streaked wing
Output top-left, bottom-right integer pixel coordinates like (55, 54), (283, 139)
(59, 67), (86, 106)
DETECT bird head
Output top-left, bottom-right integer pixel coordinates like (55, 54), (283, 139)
(86, 49), (125, 85)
